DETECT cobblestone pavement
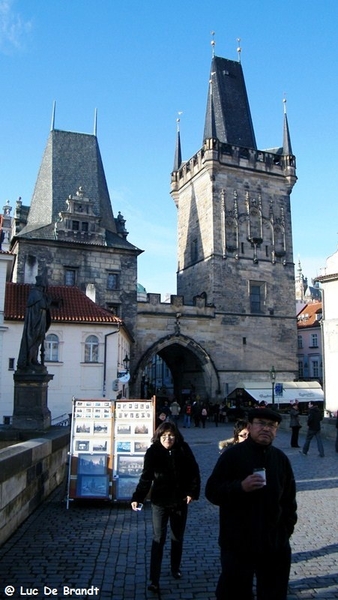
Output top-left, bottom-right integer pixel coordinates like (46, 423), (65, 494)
(1, 421), (338, 599)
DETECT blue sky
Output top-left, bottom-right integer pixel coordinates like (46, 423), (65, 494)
(1, 0), (338, 296)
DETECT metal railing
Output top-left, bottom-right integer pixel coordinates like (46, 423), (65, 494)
(51, 413), (71, 427)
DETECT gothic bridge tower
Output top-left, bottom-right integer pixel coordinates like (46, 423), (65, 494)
(166, 53), (298, 398)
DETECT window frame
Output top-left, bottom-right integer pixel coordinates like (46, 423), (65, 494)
(64, 268), (76, 286)
(84, 335), (99, 363)
(107, 272), (119, 291)
(45, 333), (59, 362)
(249, 281), (265, 314)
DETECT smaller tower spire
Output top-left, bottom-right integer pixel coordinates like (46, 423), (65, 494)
(203, 71), (217, 142)
(50, 101), (56, 131)
(93, 108), (98, 137)
(173, 113), (182, 172)
(282, 97), (293, 155)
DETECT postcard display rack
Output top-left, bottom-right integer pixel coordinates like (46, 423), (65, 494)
(67, 397), (156, 507)
(113, 398), (156, 501)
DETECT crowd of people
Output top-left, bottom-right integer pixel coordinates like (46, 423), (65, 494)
(156, 397), (247, 430)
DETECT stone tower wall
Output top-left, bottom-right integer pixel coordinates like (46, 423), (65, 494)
(11, 239), (138, 333)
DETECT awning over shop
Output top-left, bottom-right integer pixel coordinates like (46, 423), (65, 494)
(229, 381), (324, 404)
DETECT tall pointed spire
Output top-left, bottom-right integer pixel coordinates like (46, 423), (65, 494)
(173, 115), (182, 171)
(50, 101), (56, 131)
(282, 98), (293, 155)
(203, 73), (217, 142)
(203, 56), (257, 149)
(93, 108), (98, 137)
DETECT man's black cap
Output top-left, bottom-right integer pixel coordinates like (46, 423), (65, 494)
(248, 408), (282, 424)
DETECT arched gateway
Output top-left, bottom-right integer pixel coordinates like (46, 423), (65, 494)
(130, 332), (220, 404)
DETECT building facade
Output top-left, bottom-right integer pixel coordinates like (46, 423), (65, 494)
(1, 282), (131, 421)
(316, 251), (338, 414)
(297, 302), (323, 383)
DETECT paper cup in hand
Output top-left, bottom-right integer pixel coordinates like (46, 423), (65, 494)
(253, 468), (266, 485)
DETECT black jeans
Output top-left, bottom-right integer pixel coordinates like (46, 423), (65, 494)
(290, 425), (301, 447)
(216, 544), (291, 600)
(150, 502), (188, 584)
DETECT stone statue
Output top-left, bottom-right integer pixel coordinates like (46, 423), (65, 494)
(17, 275), (51, 370)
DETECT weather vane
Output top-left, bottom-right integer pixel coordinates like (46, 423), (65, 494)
(283, 94), (287, 114)
(237, 38), (242, 62)
(176, 111), (183, 131)
(211, 31), (216, 57)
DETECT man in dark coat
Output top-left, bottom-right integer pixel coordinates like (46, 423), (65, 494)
(301, 401), (324, 457)
(205, 408), (297, 600)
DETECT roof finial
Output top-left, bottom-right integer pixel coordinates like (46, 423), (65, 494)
(283, 94), (287, 114)
(173, 112), (183, 171)
(237, 38), (242, 63)
(93, 108), (98, 136)
(50, 100), (56, 131)
(211, 31), (216, 57)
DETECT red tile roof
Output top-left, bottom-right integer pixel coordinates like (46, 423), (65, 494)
(297, 302), (322, 329)
(5, 283), (122, 325)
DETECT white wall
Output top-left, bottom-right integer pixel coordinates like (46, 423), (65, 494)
(319, 249), (338, 414)
(0, 320), (129, 422)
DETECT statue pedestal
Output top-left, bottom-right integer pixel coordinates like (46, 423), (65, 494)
(12, 369), (54, 430)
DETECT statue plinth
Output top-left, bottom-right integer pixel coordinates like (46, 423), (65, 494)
(12, 369), (54, 430)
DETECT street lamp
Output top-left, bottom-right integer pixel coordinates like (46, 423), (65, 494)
(270, 366), (276, 405)
(123, 354), (130, 372)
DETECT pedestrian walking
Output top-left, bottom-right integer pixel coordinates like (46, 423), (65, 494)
(200, 405), (208, 428)
(169, 398), (181, 425)
(131, 421), (200, 593)
(205, 407), (297, 600)
(192, 400), (201, 427)
(213, 403), (220, 427)
(289, 400), (301, 448)
(301, 401), (324, 457)
(183, 401), (192, 428)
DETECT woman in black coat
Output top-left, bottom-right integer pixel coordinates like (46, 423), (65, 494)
(131, 421), (200, 593)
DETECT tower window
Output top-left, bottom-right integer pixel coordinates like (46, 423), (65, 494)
(72, 220), (79, 231)
(107, 273), (119, 290)
(249, 281), (264, 313)
(65, 269), (76, 286)
(81, 222), (89, 232)
(106, 303), (120, 316)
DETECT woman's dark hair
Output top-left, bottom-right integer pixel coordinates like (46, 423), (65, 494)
(233, 419), (248, 442)
(152, 421), (184, 444)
